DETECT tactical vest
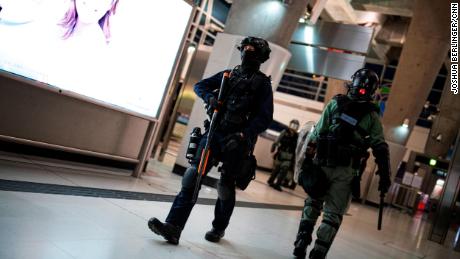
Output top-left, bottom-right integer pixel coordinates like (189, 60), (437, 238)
(330, 94), (379, 149)
(315, 94), (379, 167)
(278, 130), (298, 153)
(218, 68), (269, 133)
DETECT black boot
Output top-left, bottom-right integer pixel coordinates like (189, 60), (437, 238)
(293, 221), (314, 258)
(309, 248), (326, 259)
(293, 234), (312, 258)
(267, 176), (275, 186)
(205, 228), (225, 242)
(282, 180), (290, 188)
(148, 217), (181, 245)
(272, 184), (283, 191)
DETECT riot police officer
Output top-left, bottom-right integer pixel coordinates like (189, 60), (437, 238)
(268, 119), (299, 191)
(147, 37), (273, 245)
(293, 68), (392, 259)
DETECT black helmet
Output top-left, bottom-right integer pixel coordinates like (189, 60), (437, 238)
(289, 119), (300, 131)
(348, 68), (379, 101)
(237, 36), (271, 63)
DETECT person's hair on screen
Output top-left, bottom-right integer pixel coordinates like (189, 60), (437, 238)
(60, 0), (119, 43)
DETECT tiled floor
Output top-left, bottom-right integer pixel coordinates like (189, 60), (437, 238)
(0, 153), (459, 259)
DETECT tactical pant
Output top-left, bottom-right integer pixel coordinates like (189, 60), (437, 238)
(283, 169), (296, 187)
(268, 151), (294, 186)
(166, 132), (249, 231)
(299, 165), (354, 255)
(268, 159), (290, 185)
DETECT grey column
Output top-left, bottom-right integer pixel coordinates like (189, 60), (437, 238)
(224, 0), (309, 48)
(425, 61), (460, 158)
(382, 0), (450, 145)
(324, 78), (347, 104)
(428, 130), (460, 244)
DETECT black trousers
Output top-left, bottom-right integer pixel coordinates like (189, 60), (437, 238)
(166, 132), (249, 231)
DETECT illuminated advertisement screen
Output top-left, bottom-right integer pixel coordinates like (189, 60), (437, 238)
(0, 0), (192, 118)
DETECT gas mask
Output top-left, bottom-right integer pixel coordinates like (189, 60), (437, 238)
(237, 37), (271, 72)
(241, 48), (261, 70)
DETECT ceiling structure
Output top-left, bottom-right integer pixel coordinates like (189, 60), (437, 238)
(351, 0), (414, 17)
(199, 0), (414, 63)
(318, 0), (414, 63)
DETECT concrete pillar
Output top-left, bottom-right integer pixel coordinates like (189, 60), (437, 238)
(382, 0), (450, 145)
(224, 0), (309, 48)
(324, 78), (347, 104)
(309, 0), (328, 24)
(425, 61), (460, 158)
(428, 130), (460, 244)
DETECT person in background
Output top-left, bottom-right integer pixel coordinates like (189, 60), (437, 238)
(268, 119), (299, 191)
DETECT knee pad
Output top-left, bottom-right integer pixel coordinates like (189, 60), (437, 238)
(322, 212), (343, 227)
(280, 163), (290, 172)
(182, 167), (197, 189)
(316, 213), (342, 245)
(305, 198), (324, 211)
(217, 179), (235, 201)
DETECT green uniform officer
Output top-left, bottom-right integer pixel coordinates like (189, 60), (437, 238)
(268, 119), (299, 191)
(293, 68), (392, 259)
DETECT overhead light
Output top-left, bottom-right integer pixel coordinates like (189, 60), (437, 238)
(266, 1), (283, 12)
(187, 45), (196, 53)
(424, 101), (430, 109)
(429, 159), (437, 166)
(281, 0), (292, 5)
(402, 118), (409, 128)
(435, 133), (442, 142)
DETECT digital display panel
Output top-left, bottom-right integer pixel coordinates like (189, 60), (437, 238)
(0, 0), (192, 117)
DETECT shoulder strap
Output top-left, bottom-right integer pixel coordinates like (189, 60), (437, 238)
(220, 67), (243, 102)
(333, 94), (351, 113)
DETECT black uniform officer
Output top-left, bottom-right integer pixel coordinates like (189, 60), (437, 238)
(148, 37), (274, 245)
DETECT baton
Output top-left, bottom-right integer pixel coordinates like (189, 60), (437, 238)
(378, 192), (385, 230)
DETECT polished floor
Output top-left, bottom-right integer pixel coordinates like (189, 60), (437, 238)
(0, 152), (458, 259)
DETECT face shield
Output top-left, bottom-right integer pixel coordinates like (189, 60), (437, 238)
(348, 69), (379, 101)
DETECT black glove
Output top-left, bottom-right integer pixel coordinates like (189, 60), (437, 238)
(223, 133), (245, 152)
(373, 143), (391, 194)
(305, 141), (316, 160)
(377, 170), (391, 194)
(207, 96), (218, 110)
